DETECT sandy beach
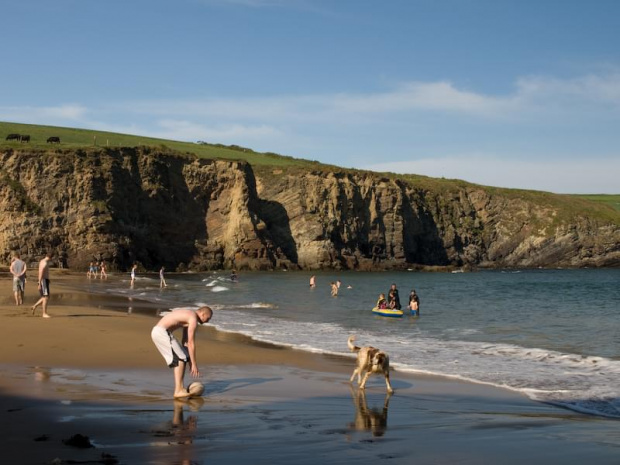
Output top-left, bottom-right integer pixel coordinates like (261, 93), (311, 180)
(0, 270), (618, 465)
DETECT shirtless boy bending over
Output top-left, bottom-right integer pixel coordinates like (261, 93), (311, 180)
(151, 306), (213, 398)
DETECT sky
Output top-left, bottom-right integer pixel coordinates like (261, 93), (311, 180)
(1, 0), (619, 194)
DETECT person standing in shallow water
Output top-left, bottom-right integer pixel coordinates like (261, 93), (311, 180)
(31, 253), (52, 318)
(409, 289), (420, 315)
(100, 261), (107, 279)
(387, 283), (401, 310)
(331, 281), (339, 297)
(309, 275), (316, 288)
(130, 264), (137, 288)
(160, 266), (167, 288)
(151, 306), (213, 398)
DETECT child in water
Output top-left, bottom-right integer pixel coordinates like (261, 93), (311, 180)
(409, 289), (420, 315)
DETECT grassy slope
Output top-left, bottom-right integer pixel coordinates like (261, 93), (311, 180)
(2, 121), (619, 224)
(573, 195), (620, 213)
(0, 121), (314, 168)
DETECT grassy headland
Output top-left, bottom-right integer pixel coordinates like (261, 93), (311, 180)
(1, 121), (618, 221)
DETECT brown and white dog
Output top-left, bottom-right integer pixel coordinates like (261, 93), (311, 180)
(347, 335), (394, 393)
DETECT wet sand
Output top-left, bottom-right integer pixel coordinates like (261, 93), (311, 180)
(0, 271), (618, 464)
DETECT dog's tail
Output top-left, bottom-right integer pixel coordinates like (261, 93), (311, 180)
(348, 335), (361, 353)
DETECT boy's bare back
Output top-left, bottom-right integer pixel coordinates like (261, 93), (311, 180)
(156, 309), (197, 332)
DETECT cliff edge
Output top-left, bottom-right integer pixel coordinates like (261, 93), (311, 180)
(1, 147), (618, 271)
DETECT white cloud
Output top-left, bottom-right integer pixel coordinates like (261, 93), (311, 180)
(516, 73), (620, 104)
(153, 119), (282, 142)
(363, 154), (620, 194)
(0, 104), (87, 123)
(114, 71), (620, 127)
(2, 71), (619, 193)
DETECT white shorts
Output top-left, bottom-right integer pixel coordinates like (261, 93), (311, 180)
(151, 326), (188, 367)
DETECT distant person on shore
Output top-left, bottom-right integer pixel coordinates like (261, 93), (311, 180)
(10, 253), (27, 306)
(309, 275), (316, 288)
(160, 266), (167, 288)
(376, 293), (388, 309)
(87, 262), (95, 279)
(100, 261), (107, 279)
(31, 253), (52, 318)
(130, 264), (137, 288)
(151, 306), (213, 398)
(409, 289), (420, 315)
(331, 281), (338, 297)
(387, 283), (401, 310)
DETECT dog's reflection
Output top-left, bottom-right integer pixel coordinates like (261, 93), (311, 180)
(348, 386), (392, 437)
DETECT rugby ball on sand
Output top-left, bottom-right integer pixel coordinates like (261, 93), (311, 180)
(187, 381), (205, 397)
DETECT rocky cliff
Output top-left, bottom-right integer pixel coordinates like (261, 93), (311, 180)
(1, 147), (618, 271)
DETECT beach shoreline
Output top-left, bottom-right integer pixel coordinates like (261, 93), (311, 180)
(1, 271), (618, 464)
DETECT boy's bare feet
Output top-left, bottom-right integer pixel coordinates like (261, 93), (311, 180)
(173, 389), (191, 399)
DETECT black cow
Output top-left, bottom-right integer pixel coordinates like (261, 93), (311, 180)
(47, 136), (61, 144)
(20, 135), (30, 143)
(5, 133), (20, 141)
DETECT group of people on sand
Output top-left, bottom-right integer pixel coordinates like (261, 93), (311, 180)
(86, 261), (108, 279)
(9, 251), (216, 398)
(376, 283), (420, 315)
(10, 252), (53, 318)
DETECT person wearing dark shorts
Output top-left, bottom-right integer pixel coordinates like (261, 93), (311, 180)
(31, 253), (52, 318)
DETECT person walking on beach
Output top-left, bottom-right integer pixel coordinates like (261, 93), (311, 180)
(100, 261), (107, 279)
(87, 262), (94, 279)
(151, 306), (213, 398)
(130, 264), (137, 288)
(31, 253), (52, 318)
(10, 253), (27, 306)
(160, 266), (167, 288)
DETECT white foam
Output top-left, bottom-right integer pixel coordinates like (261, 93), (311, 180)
(208, 309), (620, 418)
(237, 302), (277, 309)
(210, 286), (229, 293)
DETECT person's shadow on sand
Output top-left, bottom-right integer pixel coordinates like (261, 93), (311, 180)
(348, 386), (392, 437)
(204, 377), (281, 395)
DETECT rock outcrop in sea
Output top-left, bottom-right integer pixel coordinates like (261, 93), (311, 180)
(1, 147), (618, 271)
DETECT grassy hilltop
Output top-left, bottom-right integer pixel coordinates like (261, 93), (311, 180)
(1, 121), (619, 214)
(0, 121), (314, 168)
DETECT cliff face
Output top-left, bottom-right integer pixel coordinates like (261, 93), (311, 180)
(254, 169), (620, 270)
(1, 147), (618, 271)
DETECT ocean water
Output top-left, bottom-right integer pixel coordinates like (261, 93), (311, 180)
(78, 268), (620, 419)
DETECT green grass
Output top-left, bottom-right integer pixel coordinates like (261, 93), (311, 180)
(0, 121), (315, 168)
(573, 195), (620, 212)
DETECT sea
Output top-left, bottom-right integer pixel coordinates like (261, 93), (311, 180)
(76, 268), (619, 419)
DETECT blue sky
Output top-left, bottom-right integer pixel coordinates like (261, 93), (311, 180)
(2, 0), (619, 193)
